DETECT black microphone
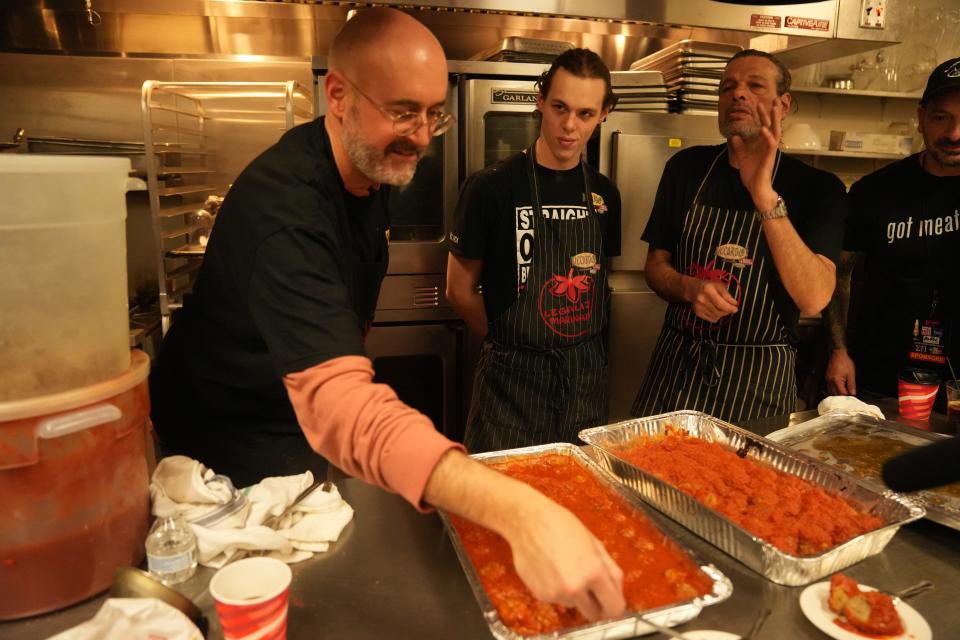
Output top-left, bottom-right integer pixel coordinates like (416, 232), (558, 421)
(881, 436), (960, 492)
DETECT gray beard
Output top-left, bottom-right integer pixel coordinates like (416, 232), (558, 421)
(719, 119), (762, 141)
(341, 108), (418, 187)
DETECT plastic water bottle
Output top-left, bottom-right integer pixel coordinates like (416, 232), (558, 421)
(145, 514), (198, 586)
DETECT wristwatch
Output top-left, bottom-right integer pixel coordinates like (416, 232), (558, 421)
(756, 195), (788, 222)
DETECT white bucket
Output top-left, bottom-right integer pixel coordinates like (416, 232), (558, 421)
(0, 155), (135, 401)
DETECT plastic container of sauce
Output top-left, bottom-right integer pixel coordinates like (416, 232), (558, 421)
(0, 350), (152, 620)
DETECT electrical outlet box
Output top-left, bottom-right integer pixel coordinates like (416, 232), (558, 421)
(860, 0), (887, 29)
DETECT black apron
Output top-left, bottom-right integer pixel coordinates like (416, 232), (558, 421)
(632, 148), (796, 423)
(464, 148), (609, 452)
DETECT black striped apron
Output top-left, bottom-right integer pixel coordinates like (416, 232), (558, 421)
(464, 147), (609, 452)
(631, 148), (796, 423)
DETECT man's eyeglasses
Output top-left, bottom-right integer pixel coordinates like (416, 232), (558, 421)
(342, 74), (455, 138)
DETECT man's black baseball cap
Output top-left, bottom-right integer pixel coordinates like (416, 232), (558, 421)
(921, 57), (960, 105)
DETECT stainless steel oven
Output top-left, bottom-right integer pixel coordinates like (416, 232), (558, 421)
(456, 60), (549, 177)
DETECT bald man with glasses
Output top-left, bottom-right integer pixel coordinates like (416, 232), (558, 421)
(151, 7), (625, 623)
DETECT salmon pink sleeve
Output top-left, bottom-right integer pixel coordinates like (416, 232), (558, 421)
(283, 355), (464, 511)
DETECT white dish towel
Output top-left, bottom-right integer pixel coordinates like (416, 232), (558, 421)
(149, 456), (354, 568)
(817, 396), (885, 420)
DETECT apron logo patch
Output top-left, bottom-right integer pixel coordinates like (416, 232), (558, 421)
(591, 192), (608, 213)
(570, 252), (598, 270)
(715, 243), (753, 267)
(539, 268), (595, 338)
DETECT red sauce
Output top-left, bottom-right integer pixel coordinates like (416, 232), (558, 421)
(615, 431), (884, 556)
(449, 454), (713, 636)
(0, 381), (151, 619)
(833, 617), (902, 639)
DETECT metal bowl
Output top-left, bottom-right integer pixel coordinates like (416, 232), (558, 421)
(110, 566), (204, 629)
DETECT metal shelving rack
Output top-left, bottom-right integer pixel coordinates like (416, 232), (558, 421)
(140, 81), (313, 333)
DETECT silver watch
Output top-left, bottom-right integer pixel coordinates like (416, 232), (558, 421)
(756, 195), (788, 222)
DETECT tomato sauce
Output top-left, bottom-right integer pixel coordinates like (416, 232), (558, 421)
(449, 454), (713, 636)
(615, 431), (884, 556)
(833, 617), (902, 639)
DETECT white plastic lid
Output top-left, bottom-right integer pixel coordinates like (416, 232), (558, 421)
(0, 349), (150, 422)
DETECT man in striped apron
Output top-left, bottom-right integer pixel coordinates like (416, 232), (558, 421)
(632, 50), (847, 423)
(447, 49), (622, 451)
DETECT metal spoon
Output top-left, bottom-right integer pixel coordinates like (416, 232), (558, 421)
(233, 479), (331, 560)
(893, 579), (934, 601)
(638, 615), (691, 639)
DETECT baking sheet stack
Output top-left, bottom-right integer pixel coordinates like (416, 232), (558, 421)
(609, 70), (671, 113)
(630, 40), (742, 114)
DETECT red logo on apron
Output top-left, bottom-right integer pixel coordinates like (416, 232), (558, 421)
(685, 259), (742, 330)
(539, 268), (595, 337)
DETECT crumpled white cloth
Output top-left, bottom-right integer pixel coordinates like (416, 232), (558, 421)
(766, 396), (886, 442)
(46, 598), (202, 640)
(150, 456), (248, 527)
(150, 456), (353, 568)
(817, 396), (885, 420)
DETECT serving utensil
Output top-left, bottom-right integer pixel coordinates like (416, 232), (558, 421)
(260, 479), (329, 530)
(233, 479), (331, 561)
(638, 615), (691, 639)
(893, 579), (934, 601)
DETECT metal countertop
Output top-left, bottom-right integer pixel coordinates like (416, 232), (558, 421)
(4, 401), (958, 639)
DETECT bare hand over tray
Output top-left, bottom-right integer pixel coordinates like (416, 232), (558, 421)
(424, 450), (626, 621)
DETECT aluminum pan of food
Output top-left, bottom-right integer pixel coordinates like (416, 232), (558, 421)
(767, 410), (959, 531)
(438, 443), (733, 640)
(579, 411), (925, 586)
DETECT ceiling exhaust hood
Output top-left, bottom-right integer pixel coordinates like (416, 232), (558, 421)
(0, 0), (904, 68)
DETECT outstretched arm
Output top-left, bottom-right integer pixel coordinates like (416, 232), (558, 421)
(424, 450), (626, 621)
(285, 358), (626, 622)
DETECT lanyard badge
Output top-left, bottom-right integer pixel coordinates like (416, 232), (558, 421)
(909, 290), (949, 366)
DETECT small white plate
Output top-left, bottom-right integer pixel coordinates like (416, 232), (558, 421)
(683, 631), (741, 640)
(799, 582), (932, 640)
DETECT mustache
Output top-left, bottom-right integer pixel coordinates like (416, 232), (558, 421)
(934, 138), (960, 149)
(385, 140), (424, 156)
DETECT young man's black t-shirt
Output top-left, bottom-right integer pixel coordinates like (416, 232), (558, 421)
(845, 154), (960, 397)
(447, 152), (621, 322)
(151, 117), (389, 446)
(642, 144), (847, 341)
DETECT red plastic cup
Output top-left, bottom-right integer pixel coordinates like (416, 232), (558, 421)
(898, 367), (940, 423)
(210, 557), (292, 640)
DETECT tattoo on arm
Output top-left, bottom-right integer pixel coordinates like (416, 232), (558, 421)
(824, 252), (861, 350)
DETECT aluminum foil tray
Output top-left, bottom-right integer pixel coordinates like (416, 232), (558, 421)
(439, 443), (733, 640)
(767, 411), (960, 531)
(579, 411), (925, 586)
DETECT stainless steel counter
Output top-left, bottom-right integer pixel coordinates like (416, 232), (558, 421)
(4, 403), (958, 639)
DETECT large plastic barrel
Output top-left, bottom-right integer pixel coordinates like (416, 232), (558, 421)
(0, 350), (151, 619)
(0, 155), (133, 402)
